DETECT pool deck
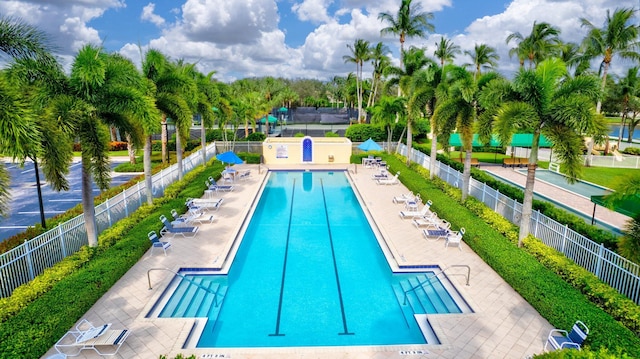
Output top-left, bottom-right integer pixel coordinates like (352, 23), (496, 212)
(43, 163), (553, 359)
(483, 164), (629, 230)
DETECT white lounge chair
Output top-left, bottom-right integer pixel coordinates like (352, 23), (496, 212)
(412, 212), (439, 228)
(205, 179), (234, 193)
(148, 230), (171, 256)
(376, 172), (399, 185)
(392, 192), (414, 204)
(545, 320), (589, 351)
(159, 215), (198, 238)
(444, 228), (465, 250)
(186, 198), (224, 212)
(399, 202), (432, 219)
(238, 170), (251, 181)
(54, 319), (130, 357)
(422, 220), (451, 241)
(171, 208), (214, 226)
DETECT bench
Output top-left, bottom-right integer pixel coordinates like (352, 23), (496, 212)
(502, 157), (528, 168)
(452, 158), (480, 167)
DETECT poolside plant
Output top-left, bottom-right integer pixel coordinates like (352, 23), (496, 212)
(0, 159), (224, 357)
(382, 153), (640, 356)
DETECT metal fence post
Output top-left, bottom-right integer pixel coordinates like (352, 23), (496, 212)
(123, 189), (129, 217)
(561, 224), (568, 253)
(58, 223), (67, 257)
(595, 243), (604, 278)
(106, 197), (112, 227)
(24, 240), (35, 281)
(533, 210), (540, 237)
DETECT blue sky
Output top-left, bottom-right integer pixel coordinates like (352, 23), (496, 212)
(0, 0), (637, 81)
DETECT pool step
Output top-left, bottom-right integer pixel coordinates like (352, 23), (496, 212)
(159, 277), (227, 319)
(396, 274), (461, 315)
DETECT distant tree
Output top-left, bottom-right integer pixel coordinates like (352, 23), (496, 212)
(506, 21), (561, 68)
(464, 43), (499, 80)
(343, 38), (371, 123)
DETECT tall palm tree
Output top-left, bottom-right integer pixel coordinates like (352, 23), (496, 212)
(464, 43), (499, 80)
(581, 8), (640, 114)
(378, 0), (434, 79)
(367, 42), (391, 108)
(506, 21), (561, 69)
(343, 38), (371, 123)
(479, 58), (605, 246)
(369, 95), (407, 152)
(384, 46), (434, 165)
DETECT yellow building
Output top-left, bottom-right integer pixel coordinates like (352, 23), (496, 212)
(262, 136), (352, 165)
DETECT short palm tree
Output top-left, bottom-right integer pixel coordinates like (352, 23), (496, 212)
(614, 67), (640, 149)
(479, 58), (605, 246)
(367, 42), (391, 108)
(369, 95), (407, 152)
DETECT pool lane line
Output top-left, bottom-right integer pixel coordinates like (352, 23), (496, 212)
(319, 178), (354, 336)
(269, 178), (296, 337)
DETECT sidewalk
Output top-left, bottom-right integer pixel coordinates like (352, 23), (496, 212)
(483, 164), (629, 231)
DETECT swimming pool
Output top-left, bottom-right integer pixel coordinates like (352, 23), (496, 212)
(516, 169), (612, 198)
(148, 171), (471, 348)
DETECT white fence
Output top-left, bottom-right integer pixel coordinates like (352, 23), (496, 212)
(0, 143), (217, 298)
(584, 154), (640, 169)
(398, 144), (640, 304)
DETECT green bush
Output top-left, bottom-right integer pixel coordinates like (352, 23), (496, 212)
(344, 123), (386, 142)
(206, 128), (235, 142)
(246, 132), (266, 141)
(324, 131), (339, 137)
(622, 146), (640, 155)
(238, 152), (261, 164)
(113, 162), (144, 172)
(294, 132), (306, 137)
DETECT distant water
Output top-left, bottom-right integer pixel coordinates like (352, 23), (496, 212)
(609, 124), (640, 141)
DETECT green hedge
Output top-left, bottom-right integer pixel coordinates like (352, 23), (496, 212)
(0, 159), (225, 358)
(379, 154), (640, 357)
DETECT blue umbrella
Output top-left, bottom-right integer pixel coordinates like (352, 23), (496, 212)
(358, 138), (382, 152)
(216, 151), (244, 165)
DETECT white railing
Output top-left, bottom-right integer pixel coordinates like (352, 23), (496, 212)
(583, 154), (640, 169)
(398, 144), (640, 304)
(0, 143), (217, 298)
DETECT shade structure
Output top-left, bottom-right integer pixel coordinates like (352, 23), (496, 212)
(358, 138), (382, 151)
(259, 115), (278, 124)
(591, 195), (640, 218)
(278, 107), (288, 112)
(448, 133), (552, 148)
(216, 151), (244, 165)
(448, 134), (500, 147)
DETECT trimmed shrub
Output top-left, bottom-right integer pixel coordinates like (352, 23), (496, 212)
(246, 132), (266, 141)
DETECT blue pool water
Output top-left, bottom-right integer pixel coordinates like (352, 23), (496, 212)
(152, 171), (469, 348)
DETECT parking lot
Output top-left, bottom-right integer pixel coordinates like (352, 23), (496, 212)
(0, 159), (139, 242)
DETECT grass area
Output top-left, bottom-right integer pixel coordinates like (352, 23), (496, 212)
(72, 150), (143, 157)
(447, 151), (510, 164)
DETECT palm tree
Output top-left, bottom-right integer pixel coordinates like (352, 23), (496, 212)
(581, 8), (640, 114)
(0, 16), (65, 217)
(433, 67), (499, 200)
(378, 0), (434, 78)
(464, 43), (499, 80)
(47, 45), (158, 246)
(189, 69), (218, 165)
(434, 37), (461, 69)
(384, 46), (434, 165)
(343, 38), (371, 123)
(614, 67), (640, 149)
(367, 42), (391, 108)
(479, 58), (605, 246)
(369, 95), (407, 152)
(506, 21), (561, 69)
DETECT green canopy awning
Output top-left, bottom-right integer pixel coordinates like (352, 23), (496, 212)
(448, 133), (553, 148)
(510, 133), (553, 147)
(591, 195), (640, 218)
(448, 134), (501, 147)
(259, 115), (278, 124)
(278, 107), (288, 112)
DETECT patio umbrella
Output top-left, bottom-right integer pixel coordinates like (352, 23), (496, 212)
(358, 138), (382, 151)
(259, 115), (278, 124)
(216, 151), (244, 165)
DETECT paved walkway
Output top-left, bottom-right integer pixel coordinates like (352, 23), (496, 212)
(482, 164), (629, 231)
(43, 163), (552, 359)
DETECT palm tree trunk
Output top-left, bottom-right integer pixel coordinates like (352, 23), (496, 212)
(176, 126), (183, 180)
(161, 114), (168, 164)
(518, 137), (540, 246)
(406, 119), (413, 166)
(201, 120), (207, 166)
(81, 160), (98, 247)
(618, 111), (627, 150)
(429, 119), (438, 179)
(126, 134), (136, 164)
(144, 135), (153, 205)
(461, 149), (472, 200)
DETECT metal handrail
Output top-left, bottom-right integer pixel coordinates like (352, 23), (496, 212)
(402, 265), (471, 305)
(147, 268), (222, 307)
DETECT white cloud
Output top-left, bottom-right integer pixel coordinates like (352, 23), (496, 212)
(292, 0), (333, 24)
(141, 3), (166, 27)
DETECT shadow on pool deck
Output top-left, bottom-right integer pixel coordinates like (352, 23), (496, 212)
(44, 163), (553, 359)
